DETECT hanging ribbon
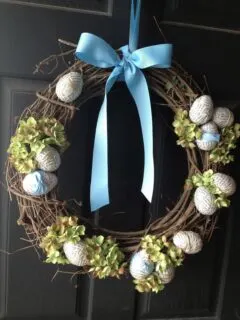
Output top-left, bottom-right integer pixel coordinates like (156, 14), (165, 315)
(76, 0), (173, 211)
(201, 132), (221, 142)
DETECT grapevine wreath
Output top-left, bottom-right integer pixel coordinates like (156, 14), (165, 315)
(6, 2), (240, 294)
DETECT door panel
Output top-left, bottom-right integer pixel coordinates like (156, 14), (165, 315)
(0, 0), (240, 319)
(0, 0), (113, 15)
(162, 0), (240, 99)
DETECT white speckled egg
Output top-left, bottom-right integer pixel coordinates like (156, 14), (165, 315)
(158, 265), (175, 284)
(212, 173), (236, 196)
(196, 121), (220, 151)
(56, 72), (83, 103)
(189, 95), (214, 125)
(63, 241), (89, 267)
(22, 170), (58, 196)
(173, 231), (203, 254)
(129, 250), (154, 280)
(194, 186), (217, 215)
(36, 146), (61, 172)
(213, 107), (234, 128)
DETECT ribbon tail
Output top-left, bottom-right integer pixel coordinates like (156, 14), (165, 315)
(90, 66), (122, 212)
(125, 66), (154, 203)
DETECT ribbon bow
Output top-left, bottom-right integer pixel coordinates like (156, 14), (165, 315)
(76, 0), (172, 211)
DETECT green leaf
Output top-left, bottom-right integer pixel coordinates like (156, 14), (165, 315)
(96, 235), (104, 245)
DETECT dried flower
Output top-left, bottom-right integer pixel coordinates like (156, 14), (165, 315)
(40, 216), (85, 265)
(8, 117), (69, 173)
(210, 124), (240, 164)
(133, 235), (184, 293)
(134, 272), (164, 293)
(173, 109), (202, 148)
(186, 170), (230, 208)
(85, 236), (125, 279)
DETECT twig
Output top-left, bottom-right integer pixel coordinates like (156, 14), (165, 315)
(161, 20), (240, 36)
(36, 92), (78, 111)
(153, 16), (167, 42)
(58, 39), (77, 48)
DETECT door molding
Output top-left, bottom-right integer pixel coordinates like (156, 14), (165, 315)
(0, 0), (113, 15)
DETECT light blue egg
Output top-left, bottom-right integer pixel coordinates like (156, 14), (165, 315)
(22, 170), (57, 196)
(129, 250), (154, 280)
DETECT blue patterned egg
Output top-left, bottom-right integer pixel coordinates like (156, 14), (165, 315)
(22, 170), (58, 196)
(196, 121), (220, 151)
(129, 250), (154, 280)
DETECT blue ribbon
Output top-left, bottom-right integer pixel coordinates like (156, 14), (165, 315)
(201, 132), (221, 142)
(76, 0), (172, 211)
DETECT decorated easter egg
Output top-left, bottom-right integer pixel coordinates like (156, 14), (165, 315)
(201, 121), (218, 134)
(22, 170), (58, 196)
(194, 186), (217, 215)
(36, 146), (61, 172)
(173, 231), (203, 254)
(158, 265), (175, 284)
(189, 95), (214, 125)
(63, 241), (89, 267)
(213, 107), (234, 128)
(129, 250), (154, 280)
(196, 121), (220, 151)
(212, 173), (236, 196)
(56, 71), (83, 103)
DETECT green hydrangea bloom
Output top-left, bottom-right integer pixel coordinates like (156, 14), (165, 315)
(8, 117), (69, 173)
(173, 109), (202, 148)
(40, 216), (85, 265)
(186, 170), (231, 208)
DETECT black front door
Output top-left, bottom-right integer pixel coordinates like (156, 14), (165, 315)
(0, 1), (240, 319)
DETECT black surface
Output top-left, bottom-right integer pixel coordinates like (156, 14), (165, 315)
(0, 0), (240, 319)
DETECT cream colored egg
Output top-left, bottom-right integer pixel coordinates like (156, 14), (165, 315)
(173, 231), (203, 254)
(194, 186), (217, 215)
(212, 173), (236, 196)
(56, 71), (83, 103)
(63, 241), (89, 267)
(201, 121), (218, 134)
(158, 265), (175, 284)
(213, 107), (234, 128)
(36, 146), (61, 172)
(196, 137), (218, 151)
(189, 95), (214, 125)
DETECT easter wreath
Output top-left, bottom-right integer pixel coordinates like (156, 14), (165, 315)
(6, 39), (239, 293)
(6, 0), (240, 293)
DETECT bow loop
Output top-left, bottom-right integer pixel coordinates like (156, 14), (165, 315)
(76, 33), (120, 68)
(131, 44), (173, 69)
(75, 0), (172, 211)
